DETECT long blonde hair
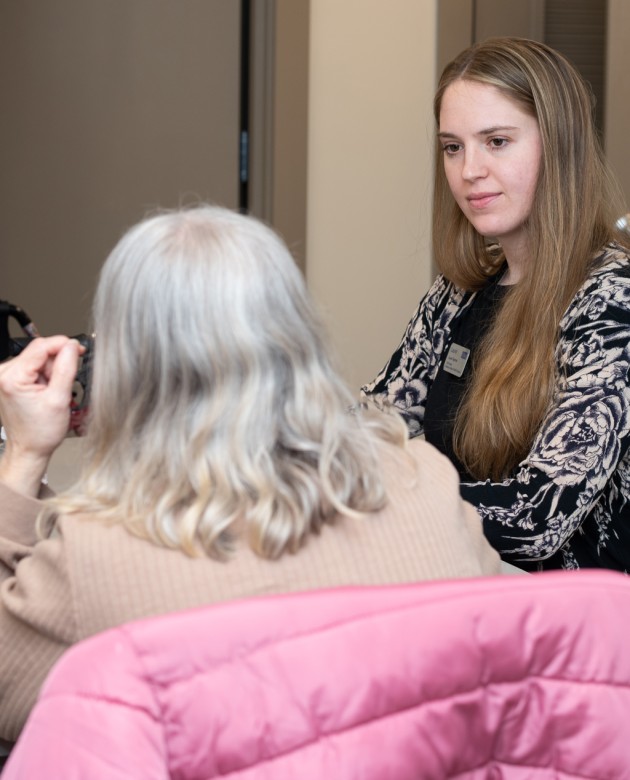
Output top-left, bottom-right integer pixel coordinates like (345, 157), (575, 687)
(432, 37), (629, 480)
(44, 206), (407, 557)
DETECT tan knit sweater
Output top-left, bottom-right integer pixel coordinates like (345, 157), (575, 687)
(0, 438), (499, 742)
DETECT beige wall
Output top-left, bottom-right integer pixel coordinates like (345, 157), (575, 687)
(0, 1), (241, 338)
(306, 0), (437, 391)
(606, 0), (630, 212)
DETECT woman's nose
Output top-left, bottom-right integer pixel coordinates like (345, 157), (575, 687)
(462, 147), (488, 181)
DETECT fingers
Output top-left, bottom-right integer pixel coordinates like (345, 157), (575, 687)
(18, 335), (76, 376)
(0, 336), (77, 385)
(0, 336), (62, 383)
(47, 340), (81, 400)
(0, 336), (80, 422)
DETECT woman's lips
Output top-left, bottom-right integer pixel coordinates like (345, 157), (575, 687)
(467, 192), (501, 209)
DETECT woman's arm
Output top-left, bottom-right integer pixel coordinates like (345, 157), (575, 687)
(461, 258), (630, 568)
(0, 338), (81, 741)
(0, 515), (75, 742)
(0, 482), (52, 583)
(0, 470), (75, 742)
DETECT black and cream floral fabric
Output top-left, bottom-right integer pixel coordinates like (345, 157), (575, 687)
(363, 243), (630, 571)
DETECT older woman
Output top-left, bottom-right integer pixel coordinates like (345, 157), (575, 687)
(0, 205), (499, 743)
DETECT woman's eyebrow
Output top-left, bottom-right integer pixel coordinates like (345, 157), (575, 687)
(437, 125), (519, 139)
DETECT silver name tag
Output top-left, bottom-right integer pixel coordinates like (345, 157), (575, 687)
(444, 342), (470, 378)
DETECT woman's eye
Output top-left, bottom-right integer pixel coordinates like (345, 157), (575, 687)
(489, 137), (508, 149)
(443, 143), (461, 156)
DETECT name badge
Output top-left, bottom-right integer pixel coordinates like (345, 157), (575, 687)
(444, 342), (470, 378)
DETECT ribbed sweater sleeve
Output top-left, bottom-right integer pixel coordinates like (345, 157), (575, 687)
(0, 484), (77, 742)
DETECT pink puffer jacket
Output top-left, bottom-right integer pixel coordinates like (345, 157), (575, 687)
(5, 570), (630, 779)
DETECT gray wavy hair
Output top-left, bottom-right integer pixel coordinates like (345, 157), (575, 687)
(46, 205), (407, 558)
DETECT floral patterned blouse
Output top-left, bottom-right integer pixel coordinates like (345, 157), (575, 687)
(363, 243), (630, 571)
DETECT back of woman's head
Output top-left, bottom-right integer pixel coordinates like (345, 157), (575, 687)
(433, 36), (625, 289)
(92, 206), (333, 456)
(52, 206), (406, 557)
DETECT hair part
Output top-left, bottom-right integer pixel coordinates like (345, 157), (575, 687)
(43, 206), (407, 557)
(432, 37), (630, 479)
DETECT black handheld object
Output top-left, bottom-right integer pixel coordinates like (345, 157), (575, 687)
(0, 299), (40, 361)
(72, 333), (94, 411)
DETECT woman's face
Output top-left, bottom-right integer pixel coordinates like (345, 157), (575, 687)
(438, 79), (543, 264)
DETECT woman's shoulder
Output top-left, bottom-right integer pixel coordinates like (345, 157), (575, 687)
(373, 437), (501, 576)
(414, 274), (474, 333)
(428, 272), (468, 303)
(563, 242), (630, 324)
(378, 436), (460, 492)
(588, 242), (630, 282)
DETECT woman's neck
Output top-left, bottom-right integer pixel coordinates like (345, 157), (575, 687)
(497, 239), (530, 285)
(498, 264), (522, 286)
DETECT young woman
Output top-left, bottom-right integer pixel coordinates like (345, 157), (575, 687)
(363, 37), (630, 572)
(0, 206), (499, 744)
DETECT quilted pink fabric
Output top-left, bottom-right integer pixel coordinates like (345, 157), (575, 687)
(5, 570), (630, 779)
